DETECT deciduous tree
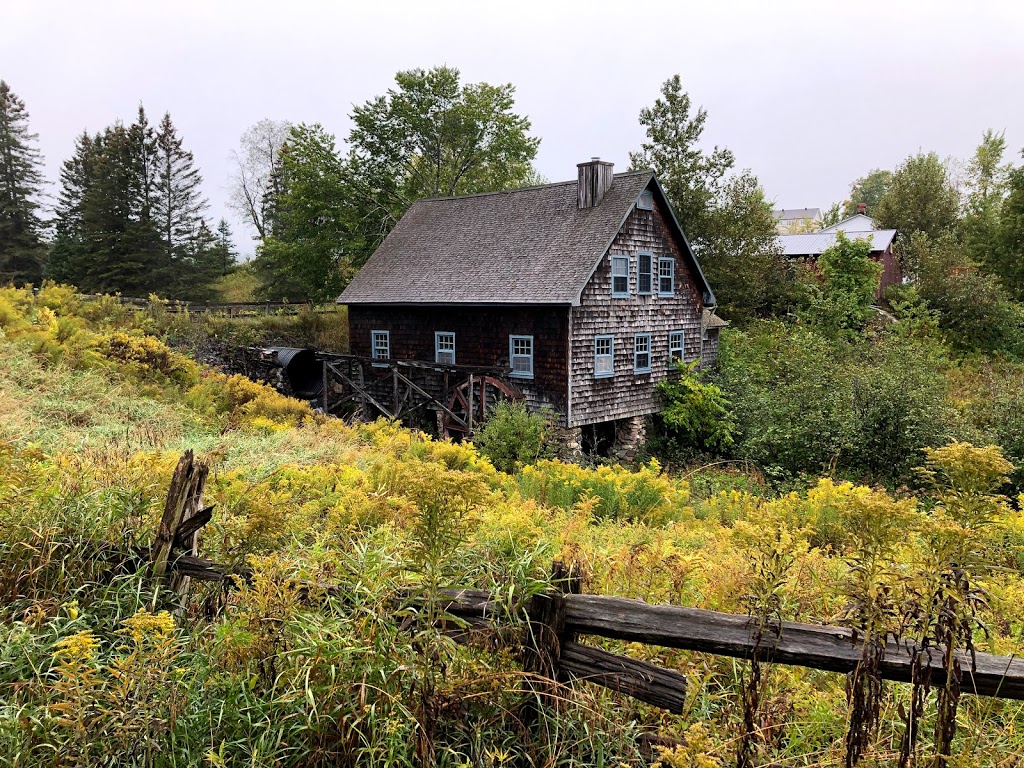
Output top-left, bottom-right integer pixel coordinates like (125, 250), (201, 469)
(629, 75), (734, 246)
(874, 152), (959, 241)
(342, 66), (540, 267)
(995, 150), (1024, 299)
(843, 169), (892, 218)
(630, 76), (791, 322)
(252, 124), (349, 302)
(228, 119), (291, 240)
(960, 131), (1012, 283)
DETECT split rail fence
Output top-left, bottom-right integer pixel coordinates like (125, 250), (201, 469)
(126, 452), (1024, 717)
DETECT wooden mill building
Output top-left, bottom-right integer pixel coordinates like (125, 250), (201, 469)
(337, 159), (725, 452)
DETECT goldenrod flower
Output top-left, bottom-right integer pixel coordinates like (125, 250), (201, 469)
(122, 609), (175, 643)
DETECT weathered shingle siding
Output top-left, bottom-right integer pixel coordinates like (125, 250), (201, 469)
(703, 328), (722, 368)
(348, 305), (570, 420)
(568, 196), (705, 428)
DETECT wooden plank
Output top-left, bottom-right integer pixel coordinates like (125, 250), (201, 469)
(559, 641), (688, 714)
(172, 505), (214, 549)
(563, 595), (1024, 700)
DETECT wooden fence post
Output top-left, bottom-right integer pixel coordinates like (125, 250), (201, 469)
(521, 561), (581, 724)
(150, 451), (209, 600)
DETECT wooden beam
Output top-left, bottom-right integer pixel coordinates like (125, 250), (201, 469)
(326, 362), (394, 419)
(562, 595), (1024, 700)
(172, 505), (214, 549)
(390, 368), (469, 428)
(559, 641), (688, 714)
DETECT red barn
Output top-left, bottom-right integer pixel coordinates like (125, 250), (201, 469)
(777, 212), (900, 299)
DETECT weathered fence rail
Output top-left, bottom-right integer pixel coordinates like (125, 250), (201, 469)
(102, 452), (1024, 721)
(75, 293), (340, 316)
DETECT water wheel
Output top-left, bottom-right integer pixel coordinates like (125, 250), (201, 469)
(442, 375), (523, 439)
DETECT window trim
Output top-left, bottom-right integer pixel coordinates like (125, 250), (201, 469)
(658, 257), (675, 296)
(434, 331), (456, 365)
(668, 329), (685, 365)
(594, 335), (615, 379)
(509, 334), (534, 379)
(633, 333), (652, 374)
(637, 250), (653, 295)
(637, 189), (654, 211)
(610, 255), (629, 298)
(371, 329), (390, 367)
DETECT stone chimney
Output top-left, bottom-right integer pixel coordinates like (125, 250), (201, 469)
(577, 157), (614, 209)
(856, 202), (867, 215)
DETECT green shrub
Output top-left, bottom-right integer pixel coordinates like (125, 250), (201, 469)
(471, 400), (555, 473)
(655, 361), (735, 455)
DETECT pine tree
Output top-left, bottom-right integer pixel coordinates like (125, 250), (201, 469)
(49, 107), (170, 294)
(48, 131), (98, 285)
(153, 111), (213, 296)
(214, 218), (238, 275)
(0, 80), (47, 285)
(80, 122), (161, 293)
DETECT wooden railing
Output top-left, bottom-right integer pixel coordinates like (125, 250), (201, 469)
(75, 293), (341, 316)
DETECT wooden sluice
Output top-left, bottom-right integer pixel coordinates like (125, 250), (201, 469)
(315, 353), (523, 437)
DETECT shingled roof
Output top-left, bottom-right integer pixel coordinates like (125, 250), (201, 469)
(337, 170), (714, 306)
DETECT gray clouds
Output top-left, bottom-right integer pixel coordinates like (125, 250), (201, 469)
(3, 0), (1022, 254)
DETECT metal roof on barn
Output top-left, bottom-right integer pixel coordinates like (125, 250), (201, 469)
(337, 170), (714, 306)
(777, 228), (897, 258)
(772, 207), (822, 221)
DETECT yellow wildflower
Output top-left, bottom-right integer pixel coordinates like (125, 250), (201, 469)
(55, 630), (99, 662)
(121, 609), (175, 644)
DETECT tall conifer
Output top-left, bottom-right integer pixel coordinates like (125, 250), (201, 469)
(0, 80), (47, 284)
(153, 111), (213, 294)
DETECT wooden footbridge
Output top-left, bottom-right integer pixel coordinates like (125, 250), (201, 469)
(258, 348), (524, 437)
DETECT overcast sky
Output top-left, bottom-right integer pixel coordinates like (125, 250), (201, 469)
(3, 0), (1023, 254)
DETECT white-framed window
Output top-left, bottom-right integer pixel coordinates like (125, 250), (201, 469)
(669, 330), (684, 364)
(611, 255), (629, 297)
(637, 251), (653, 295)
(371, 330), (390, 366)
(509, 335), (534, 379)
(658, 257), (675, 296)
(637, 189), (654, 210)
(435, 331), (455, 365)
(634, 333), (652, 373)
(594, 335), (614, 378)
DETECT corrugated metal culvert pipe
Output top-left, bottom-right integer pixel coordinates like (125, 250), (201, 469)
(264, 347), (323, 400)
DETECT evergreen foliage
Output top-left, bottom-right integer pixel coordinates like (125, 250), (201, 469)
(213, 218), (238, 276)
(48, 107), (222, 298)
(0, 80), (47, 285)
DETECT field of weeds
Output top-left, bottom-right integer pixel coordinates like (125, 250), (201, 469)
(3, 285), (1024, 767)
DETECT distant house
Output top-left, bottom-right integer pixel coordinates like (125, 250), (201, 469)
(773, 207), (822, 234)
(778, 211), (900, 299)
(337, 159), (724, 451)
